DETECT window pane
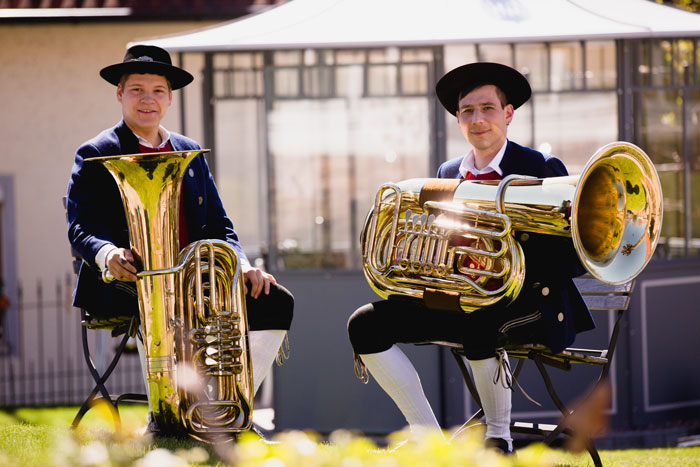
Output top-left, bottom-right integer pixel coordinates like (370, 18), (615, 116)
(401, 48), (434, 62)
(551, 42), (583, 90)
(444, 44), (477, 71)
(478, 43), (512, 65)
(401, 63), (428, 94)
(676, 40), (695, 86)
(214, 100), (266, 261)
(274, 51), (301, 66)
(515, 43), (548, 92)
(533, 92), (618, 173)
(585, 41), (616, 89)
(367, 64), (397, 96)
(336, 50), (366, 65)
(335, 64), (365, 98)
(268, 97), (430, 269)
(274, 68), (300, 97)
(303, 66), (334, 97)
(303, 49), (317, 66)
(636, 40), (652, 87)
(651, 40), (674, 87)
(231, 53), (262, 68)
(638, 89), (684, 256)
(214, 69), (262, 98)
(369, 47), (399, 63)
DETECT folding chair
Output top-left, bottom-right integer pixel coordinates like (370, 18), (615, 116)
(444, 275), (634, 467)
(63, 197), (147, 430)
(71, 312), (147, 429)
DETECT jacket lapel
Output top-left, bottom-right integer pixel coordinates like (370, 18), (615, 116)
(498, 140), (521, 177)
(114, 120), (141, 155)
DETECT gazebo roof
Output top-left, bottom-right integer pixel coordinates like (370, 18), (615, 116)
(135, 0), (700, 52)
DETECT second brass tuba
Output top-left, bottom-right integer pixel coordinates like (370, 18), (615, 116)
(361, 142), (663, 312)
(91, 150), (253, 441)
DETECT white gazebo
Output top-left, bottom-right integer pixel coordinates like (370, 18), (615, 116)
(138, 0), (700, 50)
(132, 0), (700, 436)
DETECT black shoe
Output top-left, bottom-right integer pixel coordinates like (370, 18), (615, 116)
(143, 415), (185, 440)
(143, 417), (165, 438)
(485, 437), (513, 455)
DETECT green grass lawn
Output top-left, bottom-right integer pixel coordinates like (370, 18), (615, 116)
(0, 405), (698, 466)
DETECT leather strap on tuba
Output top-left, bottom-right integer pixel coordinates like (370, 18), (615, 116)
(418, 178), (462, 207)
(424, 288), (461, 311)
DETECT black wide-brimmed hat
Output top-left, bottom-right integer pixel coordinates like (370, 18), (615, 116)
(99, 44), (193, 90)
(435, 62), (531, 115)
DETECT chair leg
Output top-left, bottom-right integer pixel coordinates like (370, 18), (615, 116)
(71, 323), (132, 430)
(449, 349), (486, 439)
(529, 355), (603, 467)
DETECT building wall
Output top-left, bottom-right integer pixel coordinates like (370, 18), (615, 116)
(0, 21), (211, 360)
(0, 21), (213, 301)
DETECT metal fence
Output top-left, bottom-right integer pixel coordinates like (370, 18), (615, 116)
(0, 274), (143, 407)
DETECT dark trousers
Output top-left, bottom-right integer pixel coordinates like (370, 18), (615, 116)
(87, 281), (293, 333)
(347, 292), (544, 360)
(246, 283), (294, 331)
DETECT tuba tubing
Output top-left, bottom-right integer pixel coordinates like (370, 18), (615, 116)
(91, 150), (253, 440)
(361, 142), (663, 312)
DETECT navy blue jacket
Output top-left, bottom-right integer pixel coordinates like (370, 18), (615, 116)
(66, 120), (248, 315)
(437, 140), (594, 353)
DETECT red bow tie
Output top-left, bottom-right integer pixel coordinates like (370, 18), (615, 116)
(465, 171), (502, 181)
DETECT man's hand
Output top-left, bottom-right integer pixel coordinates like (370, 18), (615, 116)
(242, 264), (277, 299)
(105, 248), (139, 282)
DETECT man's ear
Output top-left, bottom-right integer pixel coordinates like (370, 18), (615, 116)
(116, 84), (123, 103)
(504, 104), (514, 125)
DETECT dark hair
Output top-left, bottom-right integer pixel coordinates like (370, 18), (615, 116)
(457, 82), (508, 108)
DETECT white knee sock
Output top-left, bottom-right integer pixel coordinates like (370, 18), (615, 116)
(249, 329), (287, 395)
(360, 345), (441, 433)
(468, 354), (513, 450)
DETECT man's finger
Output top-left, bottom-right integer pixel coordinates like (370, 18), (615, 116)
(252, 274), (263, 298)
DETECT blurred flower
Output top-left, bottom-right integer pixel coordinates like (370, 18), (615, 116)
(78, 441), (109, 466)
(132, 448), (188, 467)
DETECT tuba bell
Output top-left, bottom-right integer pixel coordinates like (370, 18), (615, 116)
(91, 150), (253, 441)
(361, 142), (663, 312)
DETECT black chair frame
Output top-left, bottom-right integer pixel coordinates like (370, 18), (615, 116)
(71, 311), (148, 430)
(444, 276), (634, 467)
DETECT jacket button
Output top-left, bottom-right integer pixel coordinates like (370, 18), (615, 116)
(198, 196), (204, 205)
(520, 233), (529, 242)
(189, 168), (195, 177)
(541, 286), (550, 296)
(557, 312), (564, 322)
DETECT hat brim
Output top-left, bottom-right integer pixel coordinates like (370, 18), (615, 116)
(435, 62), (531, 115)
(100, 61), (194, 90)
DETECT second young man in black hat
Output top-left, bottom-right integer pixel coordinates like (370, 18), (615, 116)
(348, 62), (594, 453)
(66, 44), (294, 436)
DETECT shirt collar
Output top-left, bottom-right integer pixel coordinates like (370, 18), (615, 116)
(458, 140), (508, 179)
(134, 126), (171, 149)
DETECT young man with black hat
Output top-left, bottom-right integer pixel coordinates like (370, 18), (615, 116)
(347, 62), (594, 453)
(66, 44), (294, 435)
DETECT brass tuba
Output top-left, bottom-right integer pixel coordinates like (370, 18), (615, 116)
(91, 150), (253, 441)
(361, 142), (663, 312)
